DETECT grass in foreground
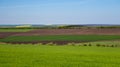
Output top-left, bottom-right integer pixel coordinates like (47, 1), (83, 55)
(0, 28), (33, 32)
(0, 44), (120, 67)
(1, 35), (120, 42)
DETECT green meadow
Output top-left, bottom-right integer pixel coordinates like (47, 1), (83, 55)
(0, 43), (120, 67)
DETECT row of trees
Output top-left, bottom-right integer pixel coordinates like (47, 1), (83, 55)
(0, 25), (120, 29)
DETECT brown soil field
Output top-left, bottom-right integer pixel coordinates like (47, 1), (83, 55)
(14, 28), (120, 36)
(0, 28), (120, 38)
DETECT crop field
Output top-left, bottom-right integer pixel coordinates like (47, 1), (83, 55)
(0, 35), (120, 44)
(0, 28), (33, 32)
(0, 43), (120, 67)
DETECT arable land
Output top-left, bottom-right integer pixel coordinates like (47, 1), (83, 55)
(1, 35), (120, 45)
(12, 28), (120, 36)
(0, 28), (120, 44)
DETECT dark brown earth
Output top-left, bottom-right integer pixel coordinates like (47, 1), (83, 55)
(1, 28), (120, 38)
(14, 28), (120, 36)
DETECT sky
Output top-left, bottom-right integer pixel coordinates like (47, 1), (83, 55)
(0, 0), (120, 24)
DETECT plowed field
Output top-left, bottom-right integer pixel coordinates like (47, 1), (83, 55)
(14, 28), (120, 36)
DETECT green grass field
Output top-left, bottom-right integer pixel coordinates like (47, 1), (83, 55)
(0, 28), (33, 32)
(0, 44), (120, 67)
(1, 35), (120, 42)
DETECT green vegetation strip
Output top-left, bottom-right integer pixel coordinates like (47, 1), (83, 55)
(0, 44), (120, 67)
(1, 35), (120, 42)
(0, 28), (33, 32)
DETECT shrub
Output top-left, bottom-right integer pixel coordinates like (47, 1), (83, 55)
(88, 43), (92, 46)
(96, 44), (101, 47)
(110, 45), (114, 47)
(114, 45), (118, 47)
(83, 44), (87, 46)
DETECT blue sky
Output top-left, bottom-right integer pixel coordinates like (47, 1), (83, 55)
(0, 0), (120, 24)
